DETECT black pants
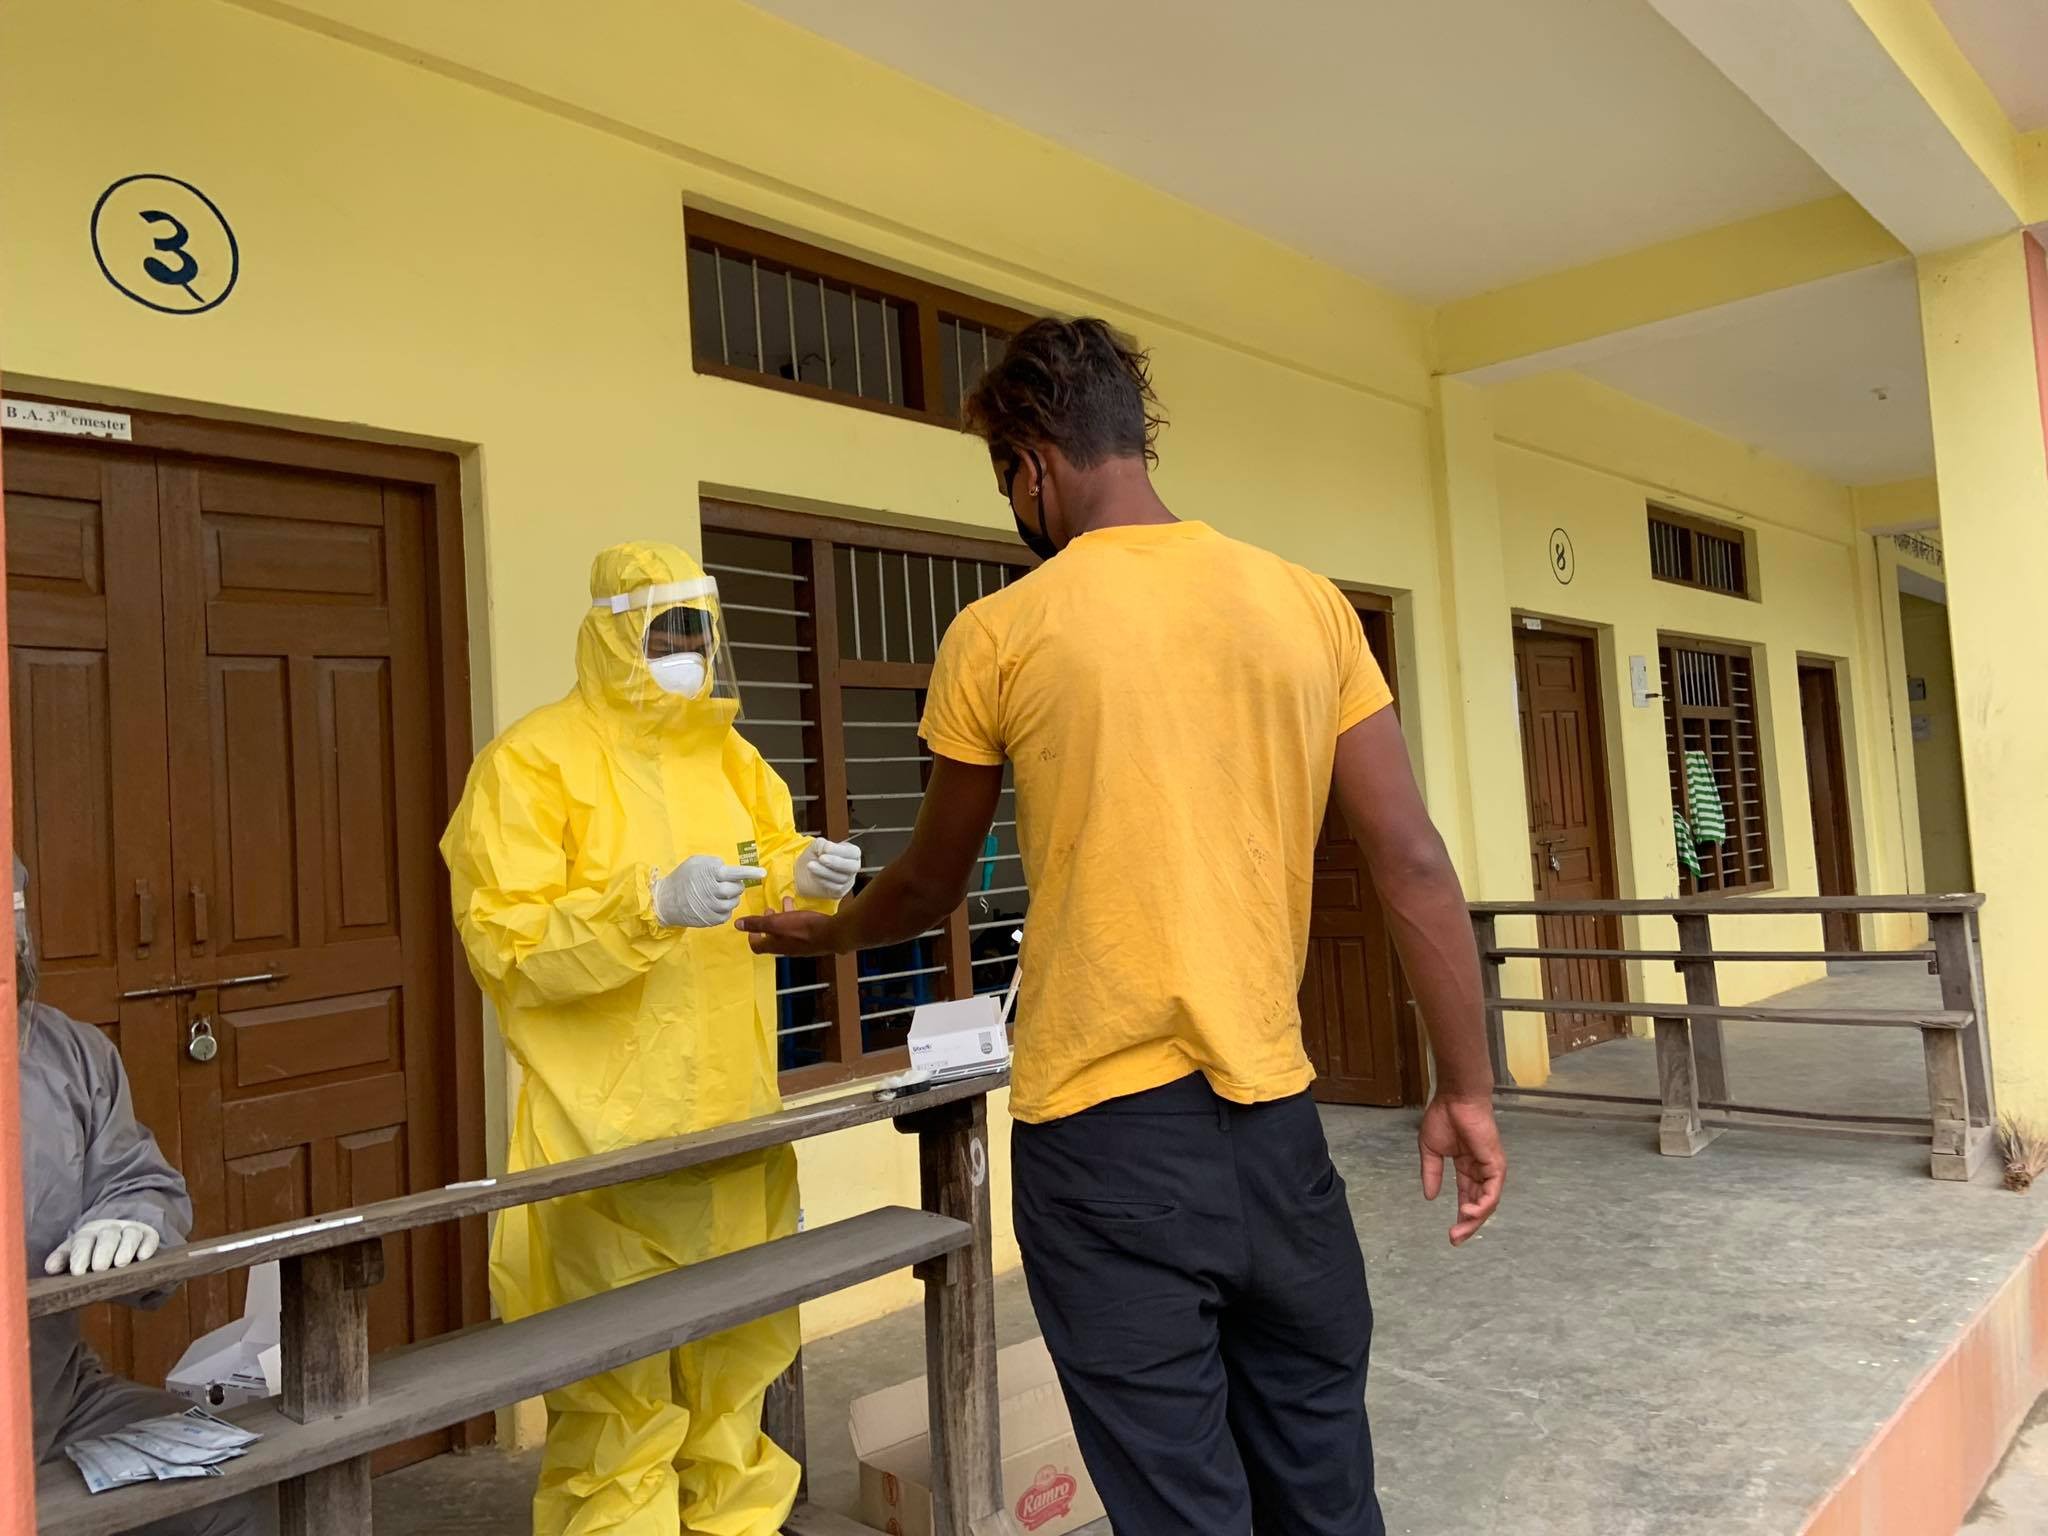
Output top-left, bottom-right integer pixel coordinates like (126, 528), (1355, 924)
(1013, 1074), (1383, 1536)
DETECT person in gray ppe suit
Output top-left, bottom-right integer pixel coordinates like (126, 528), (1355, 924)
(17, 857), (273, 1534)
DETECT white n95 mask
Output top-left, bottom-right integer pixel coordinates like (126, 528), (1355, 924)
(647, 650), (709, 698)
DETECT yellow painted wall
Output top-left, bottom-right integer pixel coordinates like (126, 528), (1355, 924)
(0, 0), (1931, 1378)
(0, 0), (1458, 1346)
(1897, 594), (1972, 893)
(1487, 372), (1918, 1019)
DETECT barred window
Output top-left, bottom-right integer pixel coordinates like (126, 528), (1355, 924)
(687, 211), (1027, 428)
(703, 501), (1033, 1088)
(1649, 508), (1752, 599)
(1661, 638), (1772, 894)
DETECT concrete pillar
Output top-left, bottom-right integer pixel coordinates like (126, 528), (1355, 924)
(1427, 379), (1544, 1083)
(1847, 527), (1926, 951)
(1917, 231), (2048, 1117)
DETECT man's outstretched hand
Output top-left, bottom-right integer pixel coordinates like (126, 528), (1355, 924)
(737, 899), (840, 956)
(1419, 1094), (1505, 1246)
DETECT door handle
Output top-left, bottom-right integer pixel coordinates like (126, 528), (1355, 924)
(191, 885), (210, 947)
(135, 879), (155, 952)
(120, 971), (286, 1003)
(215, 970), (287, 990)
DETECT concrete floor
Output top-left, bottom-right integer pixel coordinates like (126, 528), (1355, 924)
(377, 966), (2048, 1535)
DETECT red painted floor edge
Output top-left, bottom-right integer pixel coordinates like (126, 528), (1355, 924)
(1799, 1222), (2048, 1535)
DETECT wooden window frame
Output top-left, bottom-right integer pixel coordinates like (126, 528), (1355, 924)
(1647, 505), (1757, 601)
(1659, 633), (1774, 896)
(685, 210), (1034, 430)
(702, 498), (1033, 1092)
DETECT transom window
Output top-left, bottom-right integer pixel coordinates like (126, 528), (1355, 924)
(686, 211), (1029, 429)
(1649, 507), (1753, 599)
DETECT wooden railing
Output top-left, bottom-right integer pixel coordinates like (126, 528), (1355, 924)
(29, 1073), (1008, 1536)
(1470, 895), (1994, 1181)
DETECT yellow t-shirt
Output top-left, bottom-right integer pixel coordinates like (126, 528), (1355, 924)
(919, 520), (1392, 1123)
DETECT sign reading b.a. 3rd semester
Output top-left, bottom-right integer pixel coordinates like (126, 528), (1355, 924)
(2, 398), (133, 441)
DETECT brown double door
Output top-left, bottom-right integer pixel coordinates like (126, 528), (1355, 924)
(1302, 602), (1415, 1106)
(1799, 662), (1860, 951)
(7, 436), (453, 1431)
(1514, 627), (1626, 1055)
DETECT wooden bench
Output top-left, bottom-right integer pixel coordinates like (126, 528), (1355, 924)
(30, 1072), (1010, 1536)
(1470, 895), (1995, 1180)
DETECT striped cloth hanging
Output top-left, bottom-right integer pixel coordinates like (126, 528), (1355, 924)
(1683, 748), (1726, 846)
(1673, 809), (1703, 879)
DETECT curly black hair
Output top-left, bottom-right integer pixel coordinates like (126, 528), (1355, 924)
(963, 317), (1164, 469)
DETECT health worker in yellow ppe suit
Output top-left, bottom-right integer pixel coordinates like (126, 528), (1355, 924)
(441, 541), (860, 1536)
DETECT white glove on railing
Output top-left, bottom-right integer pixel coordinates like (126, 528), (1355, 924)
(45, 1219), (161, 1276)
(653, 856), (763, 929)
(793, 838), (861, 901)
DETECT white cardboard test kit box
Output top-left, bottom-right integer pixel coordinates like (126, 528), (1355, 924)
(166, 1260), (282, 1410)
(849, 1337), (1101, 1536)
(905, 994), (1011, 1081)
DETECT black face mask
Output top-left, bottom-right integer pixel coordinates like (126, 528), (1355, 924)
(1005, 451), (1060, 563)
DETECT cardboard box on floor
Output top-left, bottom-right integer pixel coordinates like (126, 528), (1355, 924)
(848, 1337), (1103, 1536)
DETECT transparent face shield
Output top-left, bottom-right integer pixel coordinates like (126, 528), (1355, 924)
(595, 576), (744, 716)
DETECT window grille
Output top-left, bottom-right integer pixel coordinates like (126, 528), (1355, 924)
(704, 504), (1033, 1087)
(1649, 509), (1752, 599)
(687, 211), (1028, 428)
(1660, 639), (1772, 893)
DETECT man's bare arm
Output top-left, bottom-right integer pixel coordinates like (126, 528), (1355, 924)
(740, 755), (1005, 955)
(1331, 708), (1505, 1243)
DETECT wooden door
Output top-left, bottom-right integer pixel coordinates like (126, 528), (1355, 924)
(5, 439), (185, 1384)
(1799, 663), (1859, 951)
(8, 442), (455, 1464)
(1514, 628), (1626, 1054)
(156, 461), (451, 1397)
(1302, 605), (1412, 1106)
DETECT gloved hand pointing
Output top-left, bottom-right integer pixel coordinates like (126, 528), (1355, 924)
(794, 838), (862, 901)
(45, 1219), (161, 1277)
(654, 855), (764, 929)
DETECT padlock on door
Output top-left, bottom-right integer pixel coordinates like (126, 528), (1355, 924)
(187, 1018), (219, 1063)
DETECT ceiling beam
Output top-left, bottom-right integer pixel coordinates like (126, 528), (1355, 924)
(1433, 197), (1905, 381)
(1645, 0), (2028, 251)
(1853, 477), (1941, 534)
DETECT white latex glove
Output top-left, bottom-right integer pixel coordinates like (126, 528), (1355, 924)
(793, 837), (862, 902)
(653, 855), (764, 929)
(45, 1219), (161, 1277)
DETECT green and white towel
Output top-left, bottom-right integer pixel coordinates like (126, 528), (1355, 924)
(1673, 809), (1703, 879)
(1683, 748), (1726, 846)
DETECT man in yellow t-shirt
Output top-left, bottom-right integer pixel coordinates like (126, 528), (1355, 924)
(742, 318), (1505, 1535)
